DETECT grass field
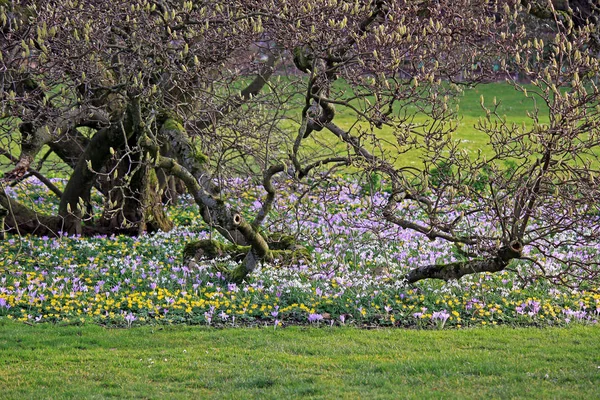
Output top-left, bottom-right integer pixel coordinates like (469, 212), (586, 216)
(1, 321), (599, 399)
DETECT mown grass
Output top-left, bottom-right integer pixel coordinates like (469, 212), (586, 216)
(1, 320), (599, 399)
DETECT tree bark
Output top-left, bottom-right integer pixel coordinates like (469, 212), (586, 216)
(58, 126), (125, 235)
(99, 145), (173, 235)
(183, 237), (310, 283)
(405, 241), (523, 283)
(0, 206), (7, 240)
(0, 192), (63, 237)
(48, 128), (91, 170)
(152, 153), (272, 282)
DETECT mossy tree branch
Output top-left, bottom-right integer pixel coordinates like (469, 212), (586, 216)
(0, 190), (62, 237)
(158, 117), (217, 196)
(183, 238), (310, 284)
(252, 164), (285, 230)
(154, 153), (272, 280)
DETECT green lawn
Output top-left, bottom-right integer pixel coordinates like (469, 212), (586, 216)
(1, 321), (598, 399)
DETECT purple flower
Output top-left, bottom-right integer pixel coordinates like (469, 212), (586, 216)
(124, 313), (137, 327)
(308, 313), (324, 323)
(252, 200), (262, 211)
(432, 310), (450, 323)
(517, 300), (541, 317)
(516, 305), (524, 315)
(227, 283), (238, 292)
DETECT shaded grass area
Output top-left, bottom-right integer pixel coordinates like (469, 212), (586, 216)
(1, 321), (598, 399)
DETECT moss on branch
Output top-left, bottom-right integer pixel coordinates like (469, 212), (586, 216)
(0, 206), (7, 240)
(183, 237), (312, 283)
(183, 240), (251, 262)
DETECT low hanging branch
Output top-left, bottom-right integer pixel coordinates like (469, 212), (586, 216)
(0, 148), (63, 198)
(404, 241), (523, 284)
(322, 122), (527, 284)
(154, 152), (310, 283)
(0, 189), (62, 237)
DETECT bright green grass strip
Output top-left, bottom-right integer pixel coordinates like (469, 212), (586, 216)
(0, 321), (598, 399)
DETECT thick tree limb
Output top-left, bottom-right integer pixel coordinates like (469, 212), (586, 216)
(183, 238), (310, 284)
(154, 154), (269, 250)
(405, 241), (523, 283)
(158, 118), (217, 195)
(0, 190), (63, 237)
(58, 125), (126, 235)
(47, 129), (91, 170)
(155, 154), (272, 281)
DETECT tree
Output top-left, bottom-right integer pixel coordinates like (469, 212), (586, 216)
(1, 0), (599, 287)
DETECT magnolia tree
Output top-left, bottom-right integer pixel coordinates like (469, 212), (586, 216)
(1, 0), (599, 286)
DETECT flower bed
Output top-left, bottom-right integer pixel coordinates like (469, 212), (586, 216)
(0, 177), (598, 328)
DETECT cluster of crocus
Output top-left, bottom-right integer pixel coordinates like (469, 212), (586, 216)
(0, 176), (598, 328)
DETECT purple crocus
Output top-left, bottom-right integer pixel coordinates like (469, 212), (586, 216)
(432, 310), (450, 323)
(308, 313), (324, 323)
(124, 313), (137, 327)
